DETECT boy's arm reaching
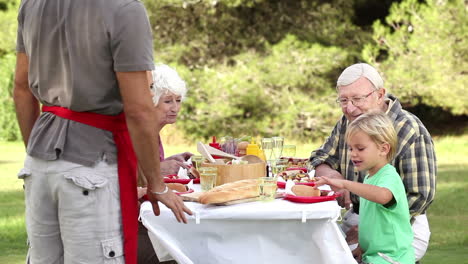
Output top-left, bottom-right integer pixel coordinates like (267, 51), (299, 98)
(315, 176), (393, 205)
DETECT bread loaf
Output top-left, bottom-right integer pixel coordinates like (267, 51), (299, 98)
(291, 185), (320, 197)
(198, 179), (259, 204)
(167, 183), (188, 193)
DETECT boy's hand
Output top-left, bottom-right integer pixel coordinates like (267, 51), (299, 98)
(315, 176), (346, 189)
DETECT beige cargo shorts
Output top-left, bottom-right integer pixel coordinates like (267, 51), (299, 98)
(19, 155), (124, 264)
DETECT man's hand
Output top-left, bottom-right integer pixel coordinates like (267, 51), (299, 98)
(315, 176), (352, 209)
(147, 187), (193, 224)
(337, 189), (351, 209)
(346, 225), (359, 245)
(165, 152), (193, 162)
(314, 164), (351, 208)
(352, 245), (362, 263)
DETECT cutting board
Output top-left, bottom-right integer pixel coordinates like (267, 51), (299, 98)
(180, 192), (282, 205)
(180, 191), (204, 202)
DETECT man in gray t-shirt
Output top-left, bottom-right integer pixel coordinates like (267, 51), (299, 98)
(14, 0), (192, 263)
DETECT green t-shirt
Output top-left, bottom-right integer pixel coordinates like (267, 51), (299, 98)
(359, 164), (415, 264)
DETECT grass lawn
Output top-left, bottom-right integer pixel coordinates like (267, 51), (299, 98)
(1, 135), (467, 263)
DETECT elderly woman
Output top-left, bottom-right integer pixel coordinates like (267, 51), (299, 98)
(149, 64), (193, 176)
(138, 64), (191, 264)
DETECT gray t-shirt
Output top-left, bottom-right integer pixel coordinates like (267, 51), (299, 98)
(16, 0), (155, 166)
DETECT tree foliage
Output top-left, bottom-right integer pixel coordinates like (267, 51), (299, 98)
(0, 0), (19, 141)
(0, 0), (466, 141)
(144, 0), (369, 68)
(176, 35), (345, 140)
(363, 0), (468, 115)
(144, 0), (368, 140)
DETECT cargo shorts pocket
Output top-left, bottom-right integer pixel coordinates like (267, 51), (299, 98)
(101, 237), (124, 263)
(64, 170), (109, 190)
(17, 168), (32, 179)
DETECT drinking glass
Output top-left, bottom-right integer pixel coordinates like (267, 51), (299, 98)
(271, 159), (288, 177)
(191, 155), (205, 170)
(199, 167), (217, 191)
(258, 177), (278, 202)
(261, 138), (274, 161)
(282, 145), (296, 158)
(272, 136), (284, 159)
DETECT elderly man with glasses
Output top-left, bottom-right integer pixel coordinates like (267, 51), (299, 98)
(309, 63), (436, 263)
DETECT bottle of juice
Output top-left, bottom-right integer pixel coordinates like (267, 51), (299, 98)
(246, 139), (260, 157)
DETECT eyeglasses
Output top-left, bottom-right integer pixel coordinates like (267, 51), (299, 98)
(336, 90), (377, 107)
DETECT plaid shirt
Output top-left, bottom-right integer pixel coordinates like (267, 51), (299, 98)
(310, 94), (436, 216)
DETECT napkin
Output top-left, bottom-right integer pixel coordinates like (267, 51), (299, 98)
(308, 169), (316, 178)
(284, 180), (296, 195)
(177, 167), (189, 179)
(187, 180), (194, 190)
(176, 159), (193, 179)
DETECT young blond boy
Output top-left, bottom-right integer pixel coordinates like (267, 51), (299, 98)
(316, 112), (415, 264)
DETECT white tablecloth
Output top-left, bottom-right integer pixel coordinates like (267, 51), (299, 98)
(140, 188), (357, 264)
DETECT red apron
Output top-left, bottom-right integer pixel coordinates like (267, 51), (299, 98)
(42, 105), (138, 264)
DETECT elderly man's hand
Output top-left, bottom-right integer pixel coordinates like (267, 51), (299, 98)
(352, 245), (362, 263)
(336, 189), (352, 209)
(346, 225), (359, 245)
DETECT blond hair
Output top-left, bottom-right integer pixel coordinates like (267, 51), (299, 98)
(346, 112), (397, 161)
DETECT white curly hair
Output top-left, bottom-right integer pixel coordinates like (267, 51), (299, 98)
(150, 64), (187, 106)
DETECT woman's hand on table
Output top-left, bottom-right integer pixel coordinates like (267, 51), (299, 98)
(161, 159), (188, 175)
(147, 187), (193, 224)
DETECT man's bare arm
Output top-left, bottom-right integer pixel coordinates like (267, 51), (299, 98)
(116, 71), (192, 223)
(13, 52), (39, 148)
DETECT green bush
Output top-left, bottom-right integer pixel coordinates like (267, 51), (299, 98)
(0, 53), (20, 141)
(145, 0), (368, 68)
(175, 35), (345, 141)
(363, 0), (468, 115)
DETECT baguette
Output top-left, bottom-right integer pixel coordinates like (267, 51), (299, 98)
(198, 179), (259, 204)
(208, 179), (258, 193)
(291, 185), (320, 197)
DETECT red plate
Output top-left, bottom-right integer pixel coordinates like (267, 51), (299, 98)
(277, 181), (315, 189)
(283, 192), (341, 203)
(164, 178), (200, 184)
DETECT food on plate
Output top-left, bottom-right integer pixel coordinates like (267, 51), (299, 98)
(280, 157), (309, 168)
(291, 185), (321, 197)
(166, 183), (188, 193)
(278, 169), (315, 183)
(198, 179), (259, 204)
